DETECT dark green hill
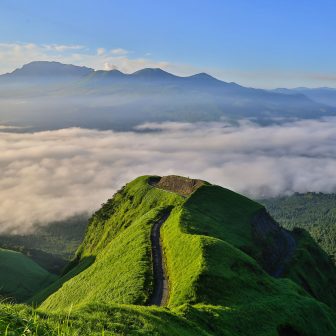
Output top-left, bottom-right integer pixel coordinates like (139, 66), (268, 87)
(14, 175), (335, 335)
(0, 248), (56, 302)
(0, 214), (88, 274)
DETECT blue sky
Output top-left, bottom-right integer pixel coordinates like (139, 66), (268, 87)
(0, 0), (335, 88)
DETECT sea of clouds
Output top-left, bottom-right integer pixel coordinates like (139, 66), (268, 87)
(1, 117), (336, 233)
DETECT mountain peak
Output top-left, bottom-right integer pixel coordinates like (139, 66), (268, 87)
(189, 72), (217, 80)
(186, 72), (238, 87)
(132, 68), (178, 79)
(107, 69), (125, 75)
(9, 61), (93, 77)
(92, 69), (126, 78)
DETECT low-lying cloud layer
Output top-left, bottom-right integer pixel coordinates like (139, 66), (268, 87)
(1, 118), (336, 233)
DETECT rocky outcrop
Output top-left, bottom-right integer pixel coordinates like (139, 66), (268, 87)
(150, 175), (205, 197)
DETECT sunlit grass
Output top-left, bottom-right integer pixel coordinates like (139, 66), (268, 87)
(1, 176), (336, 335)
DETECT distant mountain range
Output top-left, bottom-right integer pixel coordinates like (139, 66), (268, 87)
(273, 87), (336, 107)
(0, 61), (335, 131)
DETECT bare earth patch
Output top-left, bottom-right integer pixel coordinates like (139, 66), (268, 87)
(150, 175), (205, 197)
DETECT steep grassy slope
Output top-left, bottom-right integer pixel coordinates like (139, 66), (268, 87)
(0, 248), (56, 302)
(22, 175), (336, 335)
(160, 185), (264, 307)
(162, 184), (336, 309)
(33, 177), (183, 309)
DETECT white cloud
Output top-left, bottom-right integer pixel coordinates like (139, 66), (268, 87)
(1, 118), (336, 233)
(43, 44), (84, 52)
(104, 62), (117, 70)
(0, 42), (171, 75)
(110, 48), (129, 55)
(96, 48), (105, 56)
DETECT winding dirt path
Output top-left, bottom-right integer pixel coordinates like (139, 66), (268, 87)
(148, 211), (170, 306)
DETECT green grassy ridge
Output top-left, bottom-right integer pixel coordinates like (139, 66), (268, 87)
(14, 175), (336, 334)
(77, 176), (183, 258)
(161, 208), (205, 306)
(160, 183), (336, 330)
(39, 208), (164, 310)
(33, 177), (183, 310)
(0, 248), (56, 302)
(162, 206), (276, 308)
(160, 183), (265, 307)
(183, 184), (263, 251)
(162, 184), (291, 307)
(185, 185), (336, 309)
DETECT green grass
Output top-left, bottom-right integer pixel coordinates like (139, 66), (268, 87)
(183, 185), (263, 248)
(161, 208), (205, 306)
(3, 175), (336, 334)
(158, 182), (336, 334)
(39, 208), (164, 310)
(1, 300), (336, 336)
(77, 176), (183, 258)
(33, 177), (183, 310)
(0, 248), (56, 302)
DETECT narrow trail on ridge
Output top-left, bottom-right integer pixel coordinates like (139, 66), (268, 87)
(148, 211), (171, 306)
